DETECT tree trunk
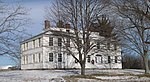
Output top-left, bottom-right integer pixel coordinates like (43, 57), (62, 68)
(143, 56), (149, 74)
(81, 63), (85, 75)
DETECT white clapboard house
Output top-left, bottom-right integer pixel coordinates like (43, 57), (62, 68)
(21, 20), (122, 69)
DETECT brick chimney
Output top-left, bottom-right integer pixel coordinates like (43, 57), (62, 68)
(65, 23), (70, 29)
(44, 20), (50, 29)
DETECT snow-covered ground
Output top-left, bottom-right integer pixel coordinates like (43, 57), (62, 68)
(0, 69), (149, 82)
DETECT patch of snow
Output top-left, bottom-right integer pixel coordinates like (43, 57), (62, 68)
(96, 76), (137, 80)
(0, 65), (13, 69)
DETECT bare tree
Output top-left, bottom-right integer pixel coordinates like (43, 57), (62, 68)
(113, 0), (150, 74)
(46, 0), (111, 75)
(0, 2), (29, 67)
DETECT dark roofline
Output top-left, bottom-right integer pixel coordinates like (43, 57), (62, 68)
(21, 30), (49, 44)
(21, 28), (59, 44)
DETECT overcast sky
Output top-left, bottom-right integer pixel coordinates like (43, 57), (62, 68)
(0, 0), (51, 66)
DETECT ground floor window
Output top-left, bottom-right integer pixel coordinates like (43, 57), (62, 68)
(115, 56), (118, 63)
(49, 53), (53, 62)
(33, 54), (35, 63)
(58, 53), (62, 62)
(87, 55), (91, 63)
(96, 55), (103, 63)
(39, 53), (41, 62)
(108, 56), (111, 63)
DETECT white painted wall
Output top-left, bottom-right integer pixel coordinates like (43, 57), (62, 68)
(21, 28), (122, 69)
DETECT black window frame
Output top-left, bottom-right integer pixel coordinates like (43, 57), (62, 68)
(115, 56), (118, 63)
(58, 53), (62, 62)
(87, 55), (91, 63)
(49, 53), (53, 62)
(58, 38), (62, 46)
(108, 56), (111, 63)
(49, 37), (53, 46)
(97, 42), (100, 49)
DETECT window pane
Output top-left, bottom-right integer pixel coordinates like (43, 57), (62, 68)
(33, 54), (35, 63)
(58, 38), (62, 46)
(107, 43), (110, 50)
(97, 42), (100, 49)
(39, 53), (41, 62)
(114, 43), (117, 50)
(49, 53), (53, 62)
(96, 55), (103, 63)
(66, 38), (70, 47)
(115, 56), (118, 63)
(108, 56), (111, 63)
(33, 40), (35, 48)
(87, 55), (91, 63)
(58, 53), (62, 62)
(39, 38), (41, 47)
(49, 37), (53, 46)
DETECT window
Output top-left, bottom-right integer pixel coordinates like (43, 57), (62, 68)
(115, 56), (118, 63)
(97, 42), (100, 49)
(96, 55), (103, 63)
(108, 56), (111, 63)
(66, 38), (70, 47)
(33, 40), (35, 48)
(58, 38), (62, 46)
(39, 53), (41, 62)
(87, 55), (91, 63)
(107, 43), (110, 50)
(49, 53), (53, 62)
(23, 43), (25, 51)
(33, 54), (35, 63)
(49, 37), (53, 46)
(23, 56), (25, 64)
(26, 56), (28, 64)
(38, 38), (41, 47)
(26, 42), (28, 50)
(79, 40), (82, 48)
(114, 43), (117, 50)
(58, 53), (62, 62)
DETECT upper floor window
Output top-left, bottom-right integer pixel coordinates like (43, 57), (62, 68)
(114, 43), (117, 50)
(26, 42), (28, 50)
(23, 43), (25, 51)
(58, 38), (62, 46)
(97, 42), (100, 49)
(107, 43), (110, 50)
(66, 38), (70, 47)
(33, 40), (35, 48)
(49, 53), (53, 62)
(38, 38), (41, 47)
(49, 37), (53, 46)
